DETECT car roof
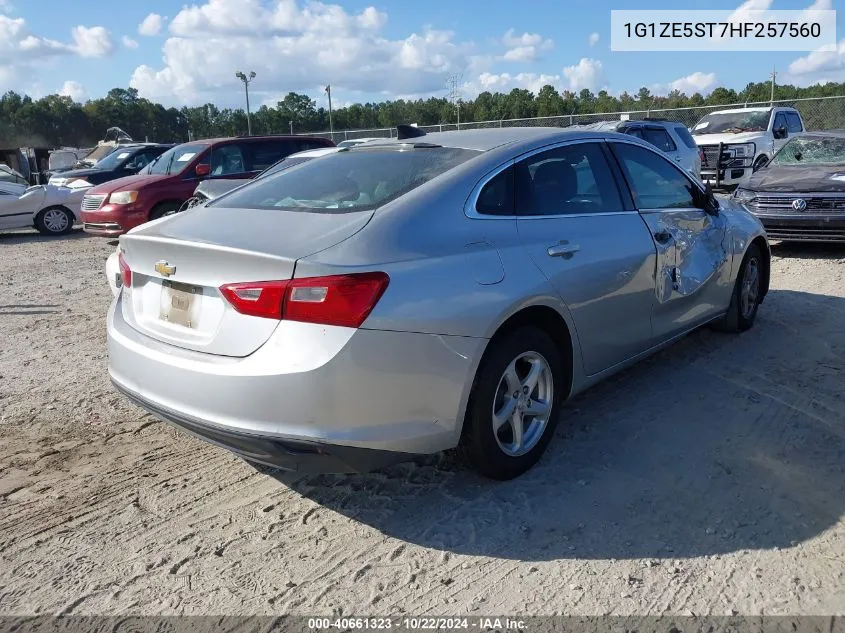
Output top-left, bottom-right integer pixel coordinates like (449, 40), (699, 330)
(362, 127), (581, 152)
(710, 107), (774, 114)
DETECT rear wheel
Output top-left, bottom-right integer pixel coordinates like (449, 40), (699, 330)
(35, 206), (73, 235)
(149, 202), (182, 221)
(460, 327), (565, 480)
(713, 243), (763, 333)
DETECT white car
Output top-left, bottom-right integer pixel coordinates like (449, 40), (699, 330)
(692, 106), (806, 189)
(0, 179), (89, 235)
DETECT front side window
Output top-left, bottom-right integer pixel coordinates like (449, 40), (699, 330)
(210, 144), (247, 176)
(773, 113), (789, 133)
(642, 128), (677, 153)
(611, 142), (699, 209)
(514, 142), (623, 216)
(786, 112), (804, 133)
(213, 146), (478, 212)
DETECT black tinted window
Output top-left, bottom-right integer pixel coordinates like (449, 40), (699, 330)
(297, 139), (331, 151)
(786, 112), (803, 133)
(476, 167), (514, 215)
(515, 143), (622, 216)
(674, 126), (698, 149)
(248, 140), (294, 171)
(215, 147), (478, 212)
(642, 128), (677, 153)
(612, 142), (698, 209)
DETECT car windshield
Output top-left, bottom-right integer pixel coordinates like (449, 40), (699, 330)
(213, 146), (478, 212)
(772, 136), (845, 166)
(145, 143), (207, 175)
(83, 145), (117, 164)
(692, 111), (770, 135)
(92, 148), (136, 170)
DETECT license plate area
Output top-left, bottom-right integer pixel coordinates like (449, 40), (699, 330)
(159, 280), (200, 328)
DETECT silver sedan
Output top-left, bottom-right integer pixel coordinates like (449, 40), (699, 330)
(107, 127), (770, 479)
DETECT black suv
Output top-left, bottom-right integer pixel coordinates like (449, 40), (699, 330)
(48, 144), (174, 187)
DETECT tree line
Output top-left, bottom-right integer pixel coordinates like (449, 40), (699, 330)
(1, 79), (844, 149)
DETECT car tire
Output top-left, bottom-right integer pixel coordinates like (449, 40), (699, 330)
(460, 326), (565, 480)
(34, 206), (73, 235)
(149, 202), (182, 221)
(713, 243), (763, 333)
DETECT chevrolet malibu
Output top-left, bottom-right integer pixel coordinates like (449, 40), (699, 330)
(108, 127), (770, 480)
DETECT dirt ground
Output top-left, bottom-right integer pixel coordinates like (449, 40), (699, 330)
(0, 227), (843, 617)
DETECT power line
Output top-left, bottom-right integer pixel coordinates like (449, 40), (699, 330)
(446, 74), (463, 125)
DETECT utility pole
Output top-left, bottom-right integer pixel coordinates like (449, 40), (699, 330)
(235, 71), (256, 135)
(770, 66), (777, 104)
(446, 74), (462, 126)
(290, 120), (293, 135)
(325, 85), (334, 141)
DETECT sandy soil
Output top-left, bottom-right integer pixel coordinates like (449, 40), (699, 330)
(0, 227), (843, 616)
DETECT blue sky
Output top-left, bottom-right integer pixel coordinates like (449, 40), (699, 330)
(0, 0), (841, 109)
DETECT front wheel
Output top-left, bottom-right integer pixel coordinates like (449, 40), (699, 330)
(460, 327), (565, 480)
(149, 202), (182, 221)
(35, 206), (73, 235)
(713, 243), (763, 333)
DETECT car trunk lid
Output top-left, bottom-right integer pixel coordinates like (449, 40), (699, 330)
(119, 205), (374, 357)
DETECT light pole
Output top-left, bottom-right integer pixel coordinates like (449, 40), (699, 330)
(325, 84), (334, 141)
(235, 71), (256, 136)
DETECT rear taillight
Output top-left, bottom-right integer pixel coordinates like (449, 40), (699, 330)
(698, 148), (705, 162)
(118, 252), (132, 287)
(219, 272), (389, 328)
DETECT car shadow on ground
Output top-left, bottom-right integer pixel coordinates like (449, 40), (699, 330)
(770, 241), (845, 260)
(259, 287), (845, 561)
(0, 227), (88, 244)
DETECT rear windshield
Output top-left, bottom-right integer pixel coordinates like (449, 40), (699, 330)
(214, 146), (479, 212)
(673, 125), (698, 149)
(146, 143), (208, 175)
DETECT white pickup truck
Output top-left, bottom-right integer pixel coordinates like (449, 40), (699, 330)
(691, 106), (806, 189)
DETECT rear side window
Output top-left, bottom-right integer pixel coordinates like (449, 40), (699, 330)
(786, 112), (803, 132)
(611, 142), (698, 209)
(642, 128), (677, 153)
(247, 140), (295, 172)
(514, 142), (623, 216)
(214, 147), (479, 212)
(476, 167), (514, 215)
(673, 125), (699, 149)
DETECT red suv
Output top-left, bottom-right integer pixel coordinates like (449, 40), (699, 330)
(80, 135), (334, 236)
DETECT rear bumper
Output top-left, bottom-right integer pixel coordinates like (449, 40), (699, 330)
(81, 203), (147, 237)
(756, 215), (845, 242)
(113, 381), (417, 473)
(107, 294), (484, 470)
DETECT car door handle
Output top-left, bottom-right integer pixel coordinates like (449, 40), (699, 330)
(653, 230), (673, 244)
(547, 242), (581, 258)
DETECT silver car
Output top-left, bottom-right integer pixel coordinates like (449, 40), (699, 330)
(108, 127), (770, 480)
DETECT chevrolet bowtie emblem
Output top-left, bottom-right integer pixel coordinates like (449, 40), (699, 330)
(154, 260), (176, 277)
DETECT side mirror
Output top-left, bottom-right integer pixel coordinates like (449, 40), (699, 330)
(194, 163), (211, 178)
(702, 183), (720, 216)
(773, 126), (788, 139)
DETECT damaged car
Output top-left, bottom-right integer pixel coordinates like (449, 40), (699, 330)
(107, 127), (770, 479)
(733, 132), (845, 243)
(0, 179), (88, 235)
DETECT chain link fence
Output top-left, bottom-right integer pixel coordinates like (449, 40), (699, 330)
(307, 95), (845, 143)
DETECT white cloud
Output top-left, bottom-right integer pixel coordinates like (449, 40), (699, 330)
(122, 35), (139, 49)
(59, 80), (86, 102)
(501, 28), (553, 62)
(138, 13), (164, 36)
(71, 26), (113, 57)
(588, 32), (599, 47)
(662, 71), (718, 95)
(562, 57), (604, 92)
(464, 72), (562, 96)
(788, 39), (845, 79)
(130, 0), (471, 105)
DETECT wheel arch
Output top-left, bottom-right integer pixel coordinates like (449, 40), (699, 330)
(149, 199), (185, 220)
(34, 204), (74, 225)
(750, 234), (771, 302)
